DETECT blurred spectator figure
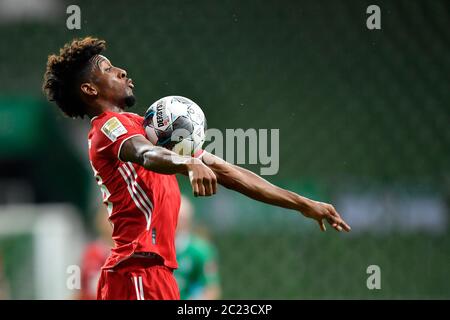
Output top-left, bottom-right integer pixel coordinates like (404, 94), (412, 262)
(175, 195), (221, 300)
(77, 205), (113, 300)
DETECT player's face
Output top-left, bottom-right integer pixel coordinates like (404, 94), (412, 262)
(90, 55), (135, 108)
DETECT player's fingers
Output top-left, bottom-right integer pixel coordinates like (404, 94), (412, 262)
(324, 204), (351, 232)
(326, 216), (342, 232)
(197, 179), (206, 196)
(328, 218), (341, 232)
(331, 207), (351, 231)
(328, 215), (350, 232)
(328, 205), (341, 218)
(329, 210), (350, 232)
(326, 215), (340, 226)
(203, 177), (213, 196)
(318, 220), (326, 232)
(192, 180), (199, 197)
(340, 220), (351, 232)
(208, 171), (217, 196)
(211, 173), (217, 195)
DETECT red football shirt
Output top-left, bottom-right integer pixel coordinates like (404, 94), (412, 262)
(88, 111), (181, 270)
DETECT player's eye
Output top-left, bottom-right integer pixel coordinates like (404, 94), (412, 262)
(105, 66), (112, 72)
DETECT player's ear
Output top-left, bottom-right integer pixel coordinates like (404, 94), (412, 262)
(80, 83), (98, 97)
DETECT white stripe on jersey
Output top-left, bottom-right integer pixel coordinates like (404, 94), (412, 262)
(132, 276), (141, 300)
(118, 165), (152, 230)
(126, 162), (154, 212)
(131, 276), (145, 300)
(121, 163), (154, 229)
(138, 276), (145, 300)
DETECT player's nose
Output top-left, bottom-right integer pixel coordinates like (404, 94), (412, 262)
(117, 67), (127, 79)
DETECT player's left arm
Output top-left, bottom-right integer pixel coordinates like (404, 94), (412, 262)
(200, 152), (351, 232)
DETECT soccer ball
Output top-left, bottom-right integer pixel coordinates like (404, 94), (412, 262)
(143, 96), (207, 156)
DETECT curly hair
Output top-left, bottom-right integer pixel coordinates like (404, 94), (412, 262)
(42, 37), (106, 118)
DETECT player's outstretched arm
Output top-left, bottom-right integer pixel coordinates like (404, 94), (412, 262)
(201, 152), (350, 232)
(120, 135), (217, 196)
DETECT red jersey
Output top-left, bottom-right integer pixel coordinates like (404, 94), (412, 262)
(88, 111), (181, 270)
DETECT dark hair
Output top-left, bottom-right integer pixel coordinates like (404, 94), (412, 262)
(42, 37), (106, 118)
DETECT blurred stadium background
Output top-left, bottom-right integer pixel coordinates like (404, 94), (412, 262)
(0, 0), (449, 299)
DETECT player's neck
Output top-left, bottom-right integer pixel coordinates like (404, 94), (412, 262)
(87, 100), (123, 119)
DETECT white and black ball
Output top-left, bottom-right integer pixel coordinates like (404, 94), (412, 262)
(143, 96), (206, 156)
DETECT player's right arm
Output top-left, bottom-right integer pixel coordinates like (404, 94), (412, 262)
(120, 135), (217, 197)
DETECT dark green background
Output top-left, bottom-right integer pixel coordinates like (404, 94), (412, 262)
(0, 0), (449, 298)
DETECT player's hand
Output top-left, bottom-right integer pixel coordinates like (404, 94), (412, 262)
(186, 158), (217, 197)
(301, 200), (351, 232)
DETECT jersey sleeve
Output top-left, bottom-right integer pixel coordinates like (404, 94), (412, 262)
(93, 112), (145, 161)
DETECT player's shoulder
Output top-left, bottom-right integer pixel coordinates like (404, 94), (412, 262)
(120, 111), (144, 120)
(89, 111), (127, 141)
(89, 111), (143, 141)
(91, 110), (139, 126)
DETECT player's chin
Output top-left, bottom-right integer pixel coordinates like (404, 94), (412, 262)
(124, 94), (136, 108)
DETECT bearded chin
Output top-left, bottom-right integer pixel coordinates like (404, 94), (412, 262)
(124, 95), (136, 108)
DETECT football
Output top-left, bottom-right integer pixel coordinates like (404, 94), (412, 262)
(143, 96), (207, 156)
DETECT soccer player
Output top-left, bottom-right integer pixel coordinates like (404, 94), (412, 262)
(42, 37), (350, 300)
(175, 195), (221, 300)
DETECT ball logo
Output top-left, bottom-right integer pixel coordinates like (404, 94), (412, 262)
(156, 103), (166, 127)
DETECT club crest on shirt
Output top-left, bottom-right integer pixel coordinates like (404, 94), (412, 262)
(101, 117), (128, 142)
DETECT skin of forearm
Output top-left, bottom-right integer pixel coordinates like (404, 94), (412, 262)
(127, 142), (192, 175)
(140, 147), (188, 174)
(204, 154), (312, 212)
